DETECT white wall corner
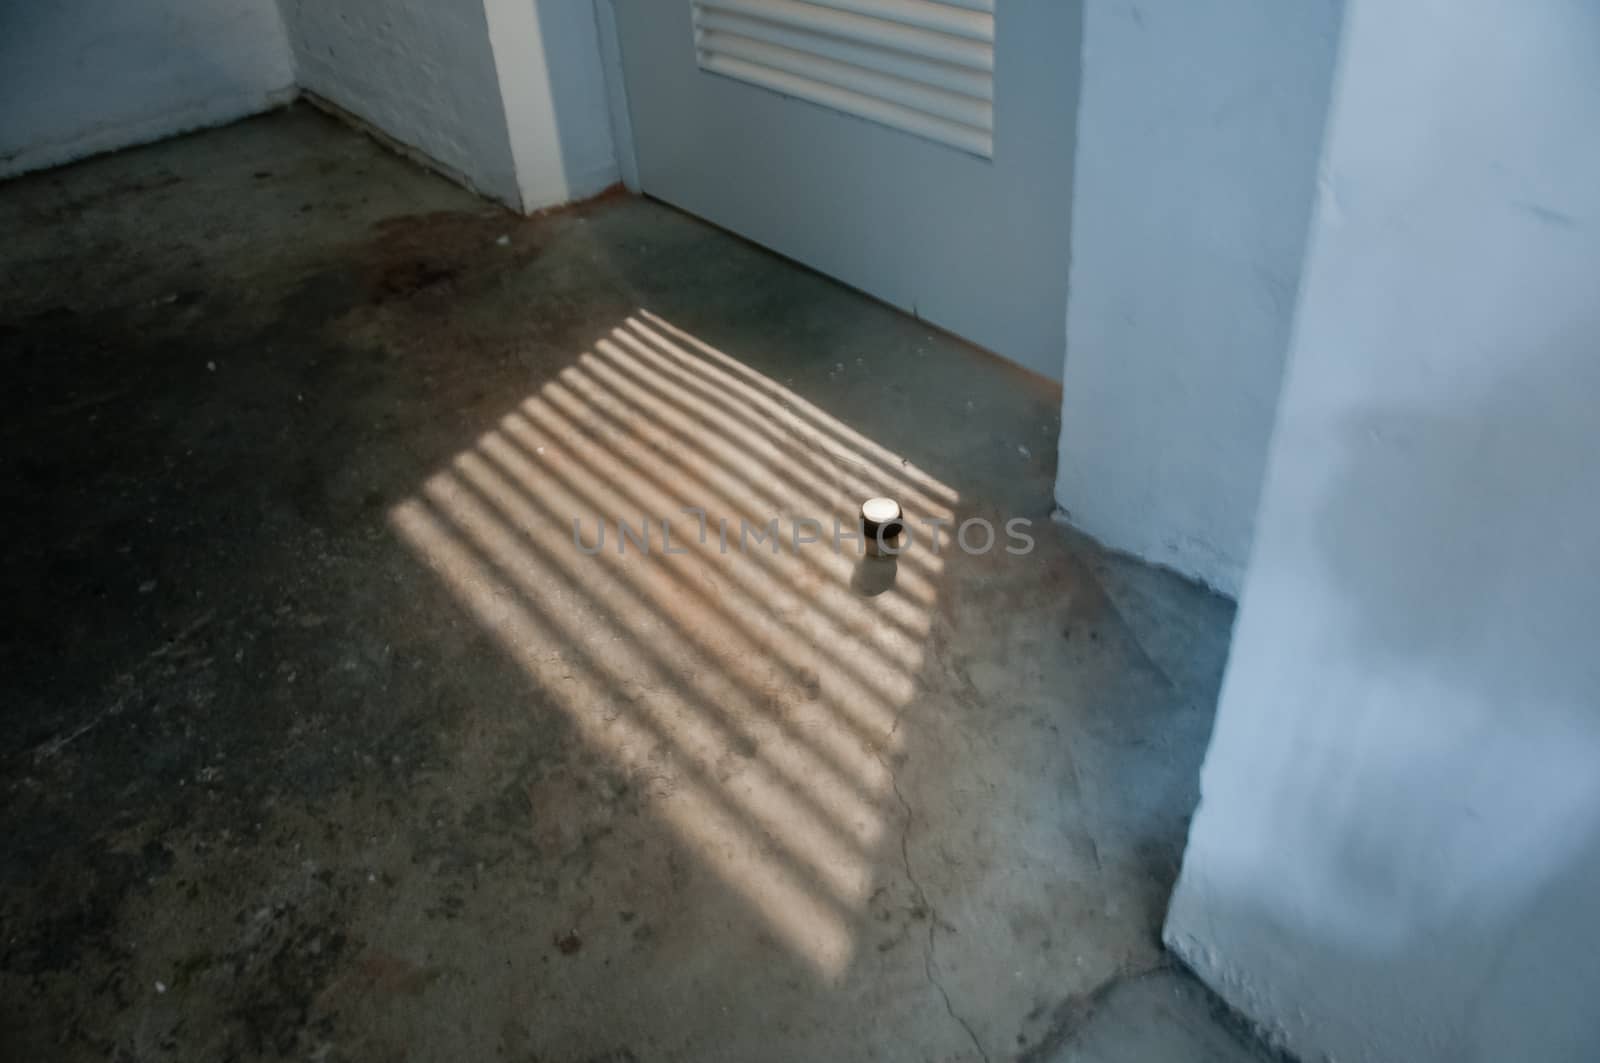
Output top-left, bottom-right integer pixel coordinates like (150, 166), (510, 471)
(1052, 489), (1247, 598)
(593, 0), (641, 193)
(1054, 0), (1341, 601)
(275, 0), (525, 210)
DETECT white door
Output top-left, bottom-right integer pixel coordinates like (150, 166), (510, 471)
(608, 0), (1079, 380)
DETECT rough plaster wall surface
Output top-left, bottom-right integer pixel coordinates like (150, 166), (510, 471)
(1165, 2), (1600, 1060)
(276, 0), (522, 207)
(484, 0), (619, 210)
(1054, 0), (1340, 596)
(0, 0), (295, 178)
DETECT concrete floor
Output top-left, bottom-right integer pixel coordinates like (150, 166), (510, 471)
(0, 107), (1271, 1062)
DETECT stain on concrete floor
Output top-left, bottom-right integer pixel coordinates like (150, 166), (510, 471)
(0, 106), (1266, 1062)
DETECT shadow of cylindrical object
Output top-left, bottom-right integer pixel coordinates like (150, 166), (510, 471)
(851, 556), (898, 597)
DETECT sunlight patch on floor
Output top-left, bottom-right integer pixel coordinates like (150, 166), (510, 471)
(390, 311), (956, 977)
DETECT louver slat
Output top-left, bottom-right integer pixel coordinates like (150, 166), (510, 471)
(692, 0), (996, 158)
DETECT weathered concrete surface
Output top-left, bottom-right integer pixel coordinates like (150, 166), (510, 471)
(1, 106), (1261, 1062)
(1023, 967), (1282, 1063)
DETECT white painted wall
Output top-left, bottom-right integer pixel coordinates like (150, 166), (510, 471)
(612, 1), (1079, 380)
(1165, 2), (1600, 1060)
(276, 0), (522, 207)
(1054, 0), (1341, 595)
(277, 0), (618, 211)
(0, 0), (296, 178)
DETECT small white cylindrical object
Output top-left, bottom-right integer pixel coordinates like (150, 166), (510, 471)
(860, 496), (904, 556)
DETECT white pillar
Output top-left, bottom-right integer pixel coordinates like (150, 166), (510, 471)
(1166, 2), (1600, 1059)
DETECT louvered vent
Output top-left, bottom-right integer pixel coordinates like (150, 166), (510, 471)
(691, 0), (995, 158)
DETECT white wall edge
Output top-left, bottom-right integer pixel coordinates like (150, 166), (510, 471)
(594, 0), (641, 193)
(483, 0), (622, 212)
